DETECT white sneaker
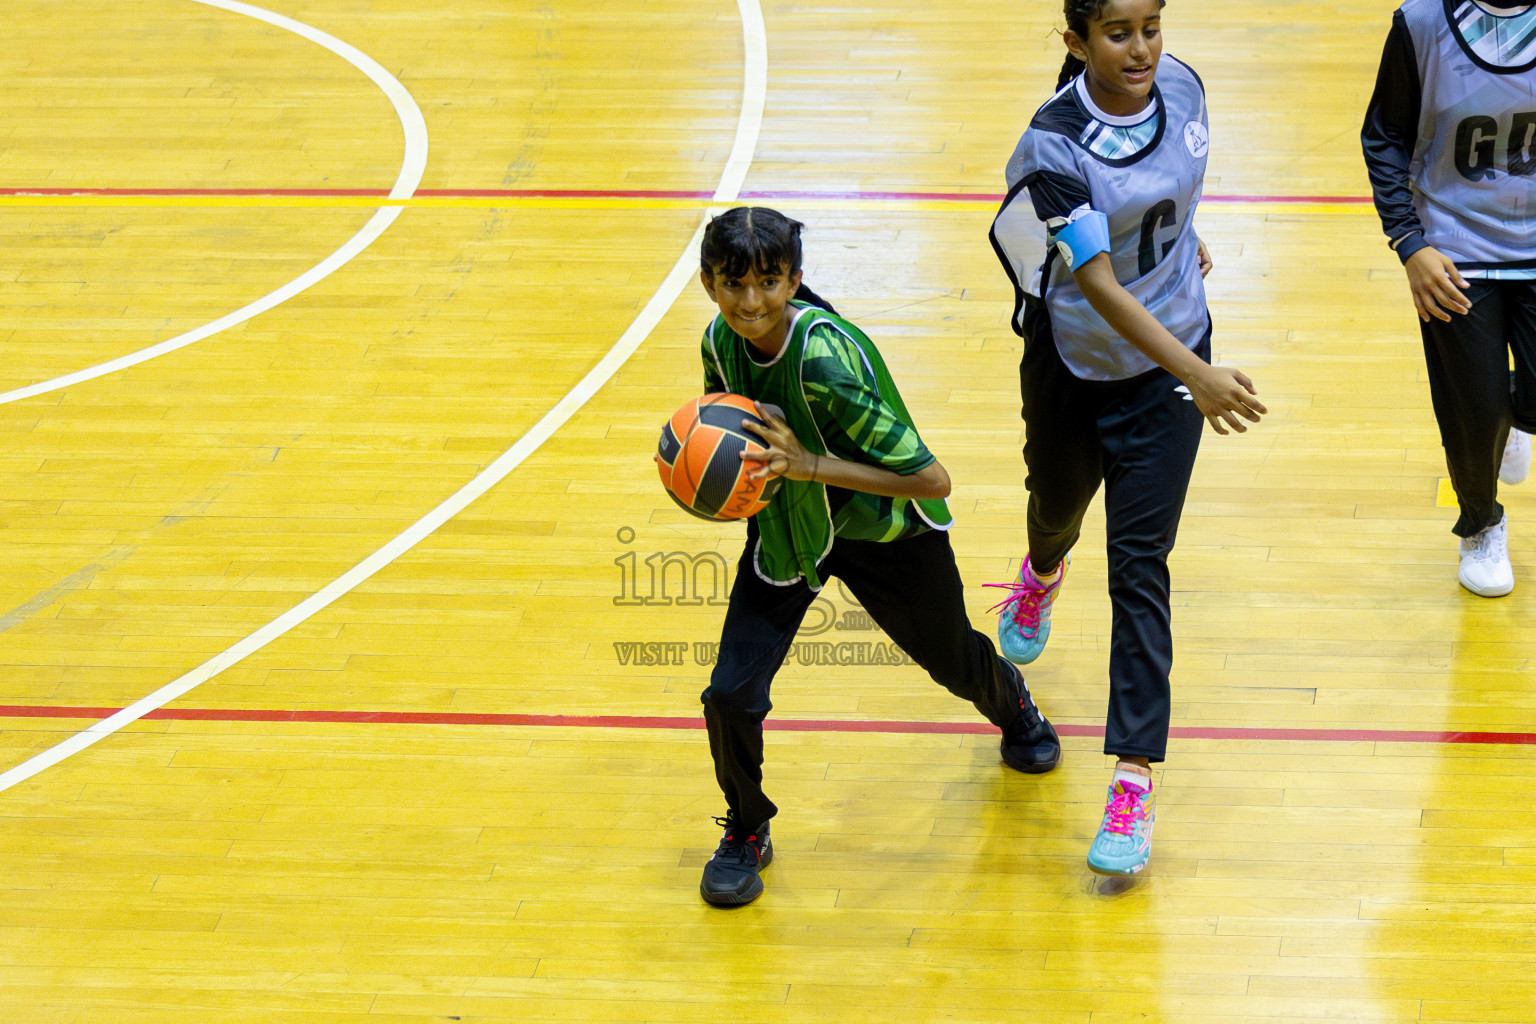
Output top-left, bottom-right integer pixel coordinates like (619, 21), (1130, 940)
(1502, 429), (1530, 486)
(1458, 516), (1514, 597)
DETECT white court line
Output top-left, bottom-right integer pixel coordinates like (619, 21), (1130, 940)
(0, 0), (768, 793)
(715, 0), (766, 203)
(0, 0), (428, 407)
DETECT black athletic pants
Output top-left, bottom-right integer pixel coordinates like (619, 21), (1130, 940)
(1419, 279), (1536, 538)
(701, 526), (1023, 830)
(1018, 296), (1205, 763)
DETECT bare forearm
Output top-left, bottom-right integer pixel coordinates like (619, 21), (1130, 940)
(1076, 255), (1206, 380)
(740, 401), (953, 498)
(1071, 252), (1266, 434)
(810, 455), (951, 500)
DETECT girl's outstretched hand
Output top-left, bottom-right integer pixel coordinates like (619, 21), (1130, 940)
(1185, 364), (1267, 436)
(739, 402), (814, 481)
(1404, 246), (1472, 322)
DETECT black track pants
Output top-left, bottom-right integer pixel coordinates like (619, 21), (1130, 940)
(1018, 297), (1205, 762)
(1419, 279), (1536, 538)
(701, 527), (1021, 829)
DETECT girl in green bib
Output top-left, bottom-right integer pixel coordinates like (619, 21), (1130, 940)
(692, 207), (1059, 907)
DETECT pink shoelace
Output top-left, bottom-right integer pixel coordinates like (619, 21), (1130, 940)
(1103, 785), (1149, 836)
(984, 577), (1051, 631)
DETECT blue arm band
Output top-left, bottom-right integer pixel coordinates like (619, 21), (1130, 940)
(1053, 211), (1110, 271)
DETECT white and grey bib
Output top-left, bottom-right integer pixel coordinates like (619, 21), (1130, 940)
(1403, 0), (1536, 274)
(991, 56), (1210, 381)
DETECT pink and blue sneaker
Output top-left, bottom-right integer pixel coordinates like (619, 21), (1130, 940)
(987, 554), (1067, 665)
(1086, 768), (1156, 876)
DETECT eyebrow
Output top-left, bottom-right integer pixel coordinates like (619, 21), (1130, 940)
(1099, 15), (1160, 27)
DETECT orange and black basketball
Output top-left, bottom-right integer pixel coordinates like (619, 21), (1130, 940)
(656, 393), (782, 521)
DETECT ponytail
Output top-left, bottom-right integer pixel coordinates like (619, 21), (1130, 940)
(1058, 1), (1101, 91)
(792, 282), (838, 316)
(1056, 54), (1085, 91)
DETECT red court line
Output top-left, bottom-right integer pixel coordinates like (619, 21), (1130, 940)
(0, 705), (1531, 745)
(739, 190), (1373, 205)
(0, 186), (1372, 204)
(0, 187), (393, 197)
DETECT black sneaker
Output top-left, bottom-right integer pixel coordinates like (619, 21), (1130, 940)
(699, 814), (773, 906)
(1000, 666), (1061, 773)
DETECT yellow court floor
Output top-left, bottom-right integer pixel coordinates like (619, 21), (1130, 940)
(0, 1), (1533, 1022)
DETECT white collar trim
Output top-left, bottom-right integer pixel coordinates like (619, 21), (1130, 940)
(1074, 75), (1159, 127)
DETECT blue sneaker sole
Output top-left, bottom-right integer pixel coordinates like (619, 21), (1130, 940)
(1087, 834), (1150, 875)
(1086, 855), (1149, 876)
(998, 620), (1051, 665)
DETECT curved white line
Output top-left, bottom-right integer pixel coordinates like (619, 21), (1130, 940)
(0, 0), (428, 407)
(715, 0), (766, 202)
(0, 0), (767, 793)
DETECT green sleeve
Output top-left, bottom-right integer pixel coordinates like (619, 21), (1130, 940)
(801, 325), (934, 475)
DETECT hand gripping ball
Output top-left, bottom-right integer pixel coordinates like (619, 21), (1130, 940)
(656, 393), (782, 521)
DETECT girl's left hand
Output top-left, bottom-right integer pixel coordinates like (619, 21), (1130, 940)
(1197, 238), (1213, 279)
(740, 402), (815, 481)
(1185, 363), (1266, 435)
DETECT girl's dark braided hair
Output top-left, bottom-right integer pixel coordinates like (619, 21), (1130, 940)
(699, 207), (837, 314)
(1057, 0), (1168, 91)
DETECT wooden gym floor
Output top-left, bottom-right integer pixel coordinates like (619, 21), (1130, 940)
(0, 0), (1533, 1021)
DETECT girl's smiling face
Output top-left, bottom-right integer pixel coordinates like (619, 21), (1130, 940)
(701, 263), (803, 356)
(1067, 0), (1163, 118)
